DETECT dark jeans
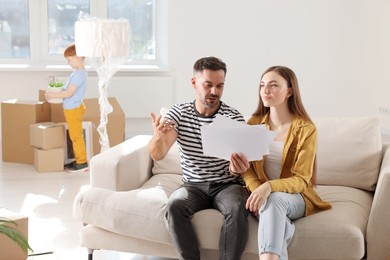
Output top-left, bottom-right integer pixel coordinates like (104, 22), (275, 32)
(165, 182), (249, 260)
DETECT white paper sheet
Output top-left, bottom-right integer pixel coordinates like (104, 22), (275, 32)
(201, 115), (276, 161)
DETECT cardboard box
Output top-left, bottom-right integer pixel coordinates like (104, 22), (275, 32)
(30, 122), (65, 150)
(1, 100), (51, 164)
(0, 209), (28, 260)
(33, 147), (64, 172)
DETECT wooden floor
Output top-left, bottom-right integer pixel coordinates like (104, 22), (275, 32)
(0, 149), (173, 260)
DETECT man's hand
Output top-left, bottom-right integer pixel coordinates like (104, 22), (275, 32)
(229, 153), (250, 175)
(151, 112), (176, 138)
(149, 112), (177, 161)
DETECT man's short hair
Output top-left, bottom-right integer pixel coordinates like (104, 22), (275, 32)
(193, 57), (227, 76)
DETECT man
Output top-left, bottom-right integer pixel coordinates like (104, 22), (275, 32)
(149, 56), (250, 260)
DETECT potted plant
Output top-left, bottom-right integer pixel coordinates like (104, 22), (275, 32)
(48, 81), (65, 88)
(47, 76), (64, 104)
(0, 217), (32, 255)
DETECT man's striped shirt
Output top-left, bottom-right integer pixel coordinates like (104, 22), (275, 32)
(165, 100), (245, 184)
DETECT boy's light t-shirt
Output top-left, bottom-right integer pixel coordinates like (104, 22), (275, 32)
(63, 69), (87, 110)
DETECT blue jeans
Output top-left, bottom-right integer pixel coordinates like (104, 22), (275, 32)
(258, 192), (306, 260)
(165, 182), (249, 260)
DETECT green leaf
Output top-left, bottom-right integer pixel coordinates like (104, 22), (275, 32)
(48, 82), (64, 87)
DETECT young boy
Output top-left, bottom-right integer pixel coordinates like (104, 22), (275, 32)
(45, 44), (88, 172)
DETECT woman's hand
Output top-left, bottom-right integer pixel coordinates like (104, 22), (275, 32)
(246, 182), (272, 215)
(229, 153), (250, 175)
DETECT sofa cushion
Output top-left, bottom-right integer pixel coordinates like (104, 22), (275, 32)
(152, 142), (182, 175)
(314, 117), (381, 191)
(288, 185), (372, 259)
(74, 174), (183, 244)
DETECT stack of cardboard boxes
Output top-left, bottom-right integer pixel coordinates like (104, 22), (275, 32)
(30, 122), (65, 172)
(1, 91), (125, 172)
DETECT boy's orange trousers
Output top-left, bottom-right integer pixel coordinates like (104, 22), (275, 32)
(64, 104), (87, 164)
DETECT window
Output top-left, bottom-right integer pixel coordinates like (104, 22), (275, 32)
(0, 0), (164, 68)
(47, 0), (89, 56)
(108, 0), (156, 61)
(0, 0), (30, 58)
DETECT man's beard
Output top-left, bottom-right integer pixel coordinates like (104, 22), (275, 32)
(202, 95), (219, 108)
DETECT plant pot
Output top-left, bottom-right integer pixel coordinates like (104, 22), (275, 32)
(47, 86), (63, 104)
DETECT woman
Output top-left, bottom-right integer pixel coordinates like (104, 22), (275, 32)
(241, 66), (331, 260)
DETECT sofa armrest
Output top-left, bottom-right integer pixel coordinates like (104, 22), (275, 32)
(366, 143), (390, 260)
(89, 135), (153, 191)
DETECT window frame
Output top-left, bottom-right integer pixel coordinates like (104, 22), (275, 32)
(0, 0), (167, 70)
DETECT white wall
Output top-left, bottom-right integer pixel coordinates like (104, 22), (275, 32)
(167, 0), (387, 118)
(376, 0), (390, 129)
(1, 0), (390, 132)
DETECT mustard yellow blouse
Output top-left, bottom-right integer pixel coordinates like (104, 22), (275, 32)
(242, 114), (331, 216)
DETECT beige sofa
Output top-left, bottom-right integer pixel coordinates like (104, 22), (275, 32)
(73, 117), (390, 260)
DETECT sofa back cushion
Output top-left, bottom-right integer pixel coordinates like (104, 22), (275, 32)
(152, 141), (182, 175)
(314, 117), (381, 191)
(152, 117), (382, 191)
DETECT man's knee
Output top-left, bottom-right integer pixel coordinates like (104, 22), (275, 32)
(166, 197), (182, 215)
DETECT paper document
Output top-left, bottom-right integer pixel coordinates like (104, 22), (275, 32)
(201, 115), (276, 161)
